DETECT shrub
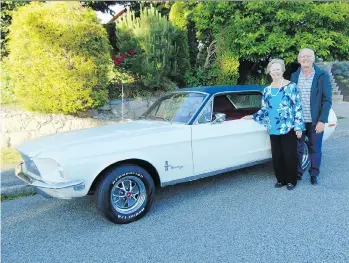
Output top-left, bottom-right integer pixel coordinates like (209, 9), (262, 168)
(7, 2), (112, 114)
(0, 58), (17, 104)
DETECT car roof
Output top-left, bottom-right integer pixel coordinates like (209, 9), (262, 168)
(177, 85), (264, 95)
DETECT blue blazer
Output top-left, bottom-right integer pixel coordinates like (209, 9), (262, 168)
(290, 65), (332, 124)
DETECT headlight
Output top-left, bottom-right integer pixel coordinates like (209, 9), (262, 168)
(20, 154), (64, 180)
(35, 158), (64, 179)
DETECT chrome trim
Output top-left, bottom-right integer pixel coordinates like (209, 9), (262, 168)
(110, 176), (146, 214)
(226, 95), (238, 109)
(214, 90), (263, 95)
(161, 159), (271, 187)
(15, 163), (83, 189)
(212, 113), (226, 124)
(194, 96), (214, 125)
(170, 90), (209, 96)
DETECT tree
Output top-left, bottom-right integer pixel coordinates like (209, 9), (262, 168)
(7, 2), (112, 113)
(116, 5), (189, 90)
(0, 1), (28, 58)
(188, 1), (349, 84)
(81, 1), (120, 14)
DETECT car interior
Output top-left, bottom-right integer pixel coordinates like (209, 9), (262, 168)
(212, 93), (261, 121)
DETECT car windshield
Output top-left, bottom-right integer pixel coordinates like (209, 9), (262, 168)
(141, 92), (207, 124)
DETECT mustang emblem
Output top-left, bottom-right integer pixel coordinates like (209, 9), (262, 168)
(164, 161), (183, 171)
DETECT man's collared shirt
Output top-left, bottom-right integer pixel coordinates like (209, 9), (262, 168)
(297, 67), (315, 123)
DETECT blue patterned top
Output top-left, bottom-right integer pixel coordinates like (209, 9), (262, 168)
(253, 82), (305, 135)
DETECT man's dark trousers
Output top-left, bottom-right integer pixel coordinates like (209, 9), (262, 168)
(297, 123), (324, 178)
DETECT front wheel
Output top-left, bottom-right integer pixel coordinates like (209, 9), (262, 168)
(96, 164), (155, 224)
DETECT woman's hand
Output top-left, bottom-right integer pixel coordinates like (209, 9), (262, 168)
(242, 115), (253, 120)
(295, 130), (302, 139)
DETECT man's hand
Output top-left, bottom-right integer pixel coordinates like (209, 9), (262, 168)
(295, 131), (302, 139)
(242, 115), (253, 120)
(315, 121), (325, 133)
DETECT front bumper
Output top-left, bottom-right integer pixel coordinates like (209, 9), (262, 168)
(15, 162), (85, 199)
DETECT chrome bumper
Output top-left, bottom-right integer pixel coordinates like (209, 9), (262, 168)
(15, 162), (84, 190)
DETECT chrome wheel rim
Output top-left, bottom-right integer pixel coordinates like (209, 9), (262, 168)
(301, 143), (310, 170)
(111, 176), (146, 214)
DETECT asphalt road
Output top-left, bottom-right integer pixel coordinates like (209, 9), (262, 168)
(2, 137), (349, 263)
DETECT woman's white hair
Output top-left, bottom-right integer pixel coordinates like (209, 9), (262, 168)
(265, 58), (285, 74)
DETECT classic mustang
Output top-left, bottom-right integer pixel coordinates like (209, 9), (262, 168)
(15, 86), (337, 224)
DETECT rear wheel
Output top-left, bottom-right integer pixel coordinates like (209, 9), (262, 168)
(96, 164), (155, 224)
(301, 140), (310, 172)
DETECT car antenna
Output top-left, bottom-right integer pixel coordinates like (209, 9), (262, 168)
(121, 82), (124, 123)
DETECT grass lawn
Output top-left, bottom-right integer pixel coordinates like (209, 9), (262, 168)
(1, 189), (36, 202)
(1, 147), (22, 167)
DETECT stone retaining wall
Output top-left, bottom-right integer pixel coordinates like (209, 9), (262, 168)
(0, 97), (155, 148)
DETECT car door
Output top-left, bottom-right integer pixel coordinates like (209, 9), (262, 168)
(191, 92), (271, 176)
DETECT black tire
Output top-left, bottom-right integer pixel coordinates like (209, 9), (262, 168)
(301, 140), (310, 173)
(96, 164), (155, 224)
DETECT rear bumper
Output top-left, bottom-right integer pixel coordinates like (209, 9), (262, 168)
(15, 162), (85, 198)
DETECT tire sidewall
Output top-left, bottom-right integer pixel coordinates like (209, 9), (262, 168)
(302, 140), (310, 172)
(96, 165), (155, 224)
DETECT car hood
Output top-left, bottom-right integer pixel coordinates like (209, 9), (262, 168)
(16, 120), (178, 157)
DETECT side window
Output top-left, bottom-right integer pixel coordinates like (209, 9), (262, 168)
(227, 93), (261, 109)
(212, 95), (236, 117)
(197, 101), (213, 124)
(212, 93), (262, 121)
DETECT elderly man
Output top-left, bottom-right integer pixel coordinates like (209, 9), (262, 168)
(291, 48), (332, 185)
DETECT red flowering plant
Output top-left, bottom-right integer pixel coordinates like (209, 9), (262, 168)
(111, 49), (136, 67)
(108, 49), (137, 99)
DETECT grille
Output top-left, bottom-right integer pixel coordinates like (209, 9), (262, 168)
(20, 153), (41, 177)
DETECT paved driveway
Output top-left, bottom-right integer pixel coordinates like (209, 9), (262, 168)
(2, 137), (349, 263)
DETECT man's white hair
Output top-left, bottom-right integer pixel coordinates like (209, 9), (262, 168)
(298, 48), (315, 60)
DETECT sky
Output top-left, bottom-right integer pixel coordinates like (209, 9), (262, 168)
(95, 4), (125, 24)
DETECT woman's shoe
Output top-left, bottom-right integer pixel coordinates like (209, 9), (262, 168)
(275, 182), (285, 188)
(287, 183), (295, 190)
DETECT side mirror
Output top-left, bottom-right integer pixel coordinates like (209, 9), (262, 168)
(212, 113), (226, 124)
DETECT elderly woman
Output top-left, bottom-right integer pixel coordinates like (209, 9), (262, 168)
(243, 59), (305, 190)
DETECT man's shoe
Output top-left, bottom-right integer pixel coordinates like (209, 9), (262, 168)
(275, 182), (286, 188)
(287, 183), (295, 190)
(310, 176), (318, 185)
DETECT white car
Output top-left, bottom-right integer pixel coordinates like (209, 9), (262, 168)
(15, 86), (337, 224)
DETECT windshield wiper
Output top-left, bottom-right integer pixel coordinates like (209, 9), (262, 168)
(154, 115), (170, 122)
(140, 114), (170, 122)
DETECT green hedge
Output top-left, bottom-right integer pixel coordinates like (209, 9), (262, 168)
(7, 2), (112, 114)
